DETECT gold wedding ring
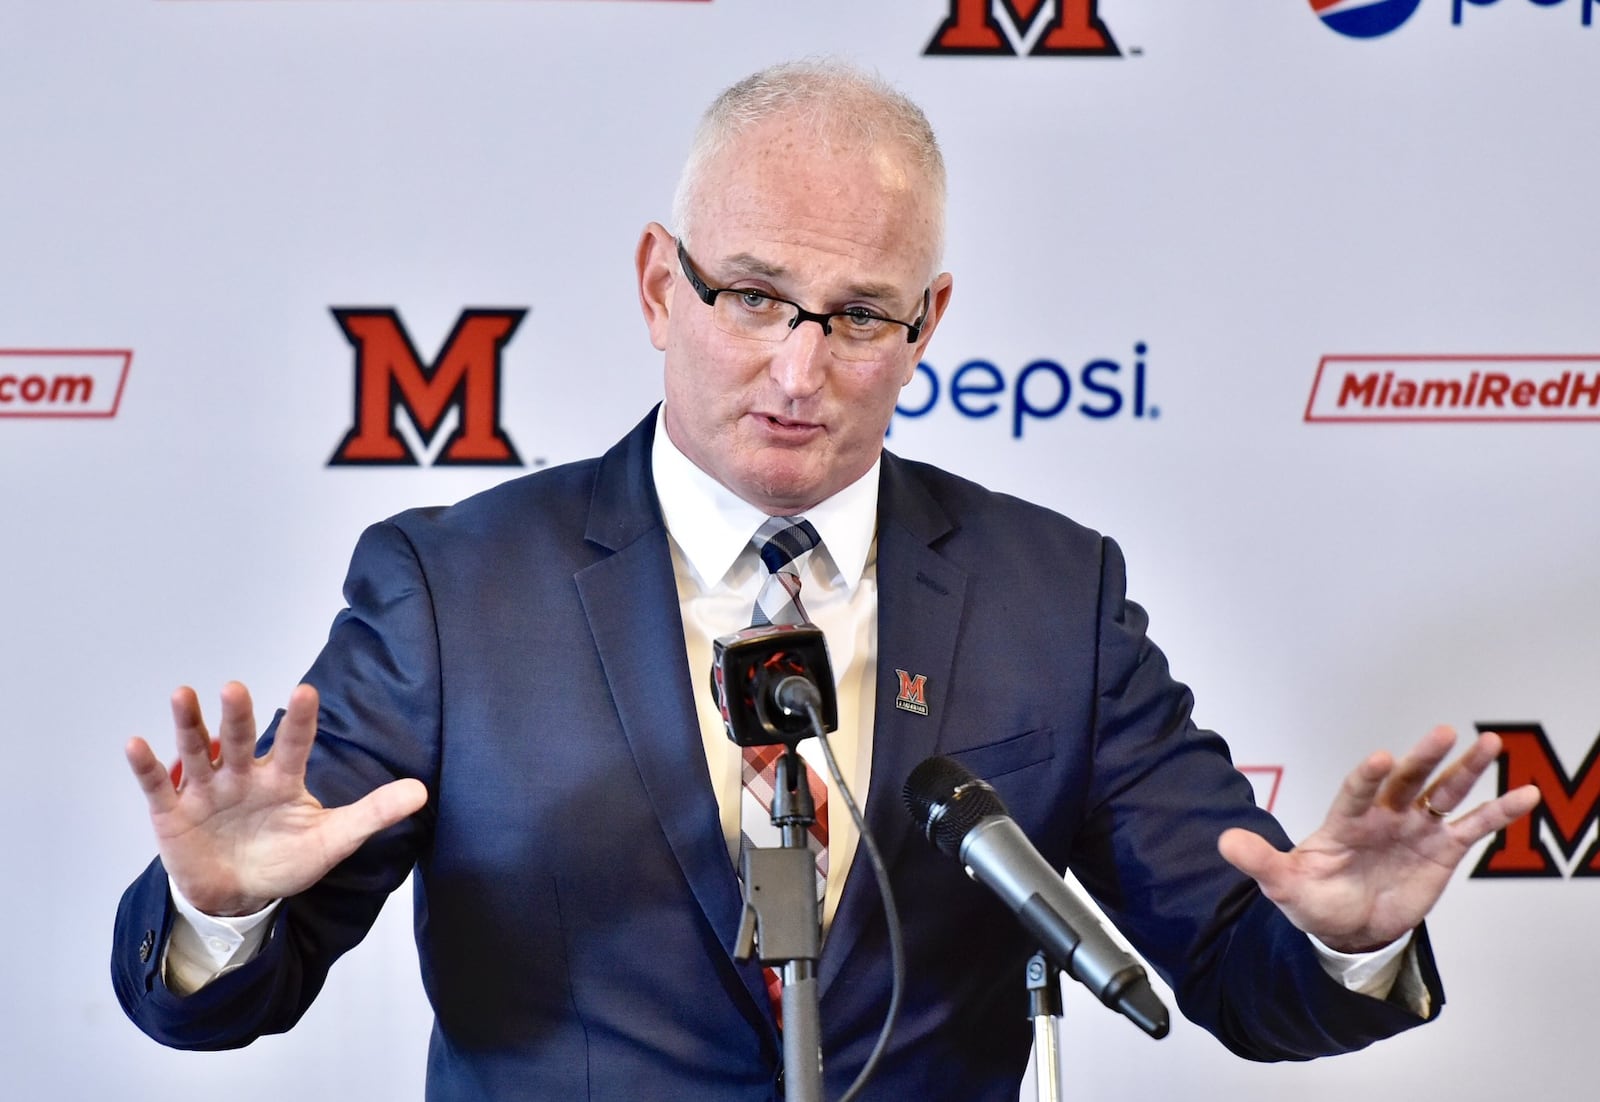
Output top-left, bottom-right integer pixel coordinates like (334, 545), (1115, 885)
(1418, 794), (1450, 819)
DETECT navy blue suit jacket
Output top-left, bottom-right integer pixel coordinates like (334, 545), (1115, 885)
(114, 410), (1438, 1100)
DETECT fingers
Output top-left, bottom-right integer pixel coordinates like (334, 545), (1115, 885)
(215, 681), (260, 775)
(1217, 827), (1286, 890)
(266, 683), (322, 779)
(1415, 730), (1502, 815)
(320, 778), (429, 863)
(1445, 783), (1542, 845)
(1326, 728), (1466, 824)
(1327, 749), (1393, 822)
(1328, 727), (1534, 844)
(170, 685), (218, 786)
(161, 682), (311, 791)
(125, 736), (178, 814)
(1380, 725), (1458, 810)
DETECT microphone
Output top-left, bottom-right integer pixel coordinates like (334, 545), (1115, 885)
(709, 623), (839, 747)
(903, 756), (1170, 1039)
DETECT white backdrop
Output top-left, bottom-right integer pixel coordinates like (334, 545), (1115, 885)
(2, 1), (1596, 1098)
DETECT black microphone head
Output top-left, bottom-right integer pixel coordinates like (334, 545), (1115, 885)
(903, 756), (1011, 858)
(709, 624), (838, 746)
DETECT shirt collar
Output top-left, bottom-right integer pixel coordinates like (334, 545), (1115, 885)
(651, 406), (879, 592)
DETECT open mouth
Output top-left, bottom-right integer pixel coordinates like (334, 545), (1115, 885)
(757, 414), (825, 442)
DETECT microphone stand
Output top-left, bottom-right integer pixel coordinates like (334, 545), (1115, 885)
(734, 745), (825, 1102)
(1026, 950), (1065, 1102)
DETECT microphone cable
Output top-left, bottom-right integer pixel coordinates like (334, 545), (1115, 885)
(776, 679), (905, 1102)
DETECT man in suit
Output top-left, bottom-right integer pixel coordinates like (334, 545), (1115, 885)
(114, 61), (1538, 1100)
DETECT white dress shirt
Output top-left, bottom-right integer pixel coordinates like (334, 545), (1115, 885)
(650, 411), (880, 932)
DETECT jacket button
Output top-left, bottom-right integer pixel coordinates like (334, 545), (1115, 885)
(139, 929), (155, 964)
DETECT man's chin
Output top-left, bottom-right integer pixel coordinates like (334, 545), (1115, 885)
(732, 459), (829, 515)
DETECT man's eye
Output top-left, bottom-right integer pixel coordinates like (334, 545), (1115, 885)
(837, 308), (889, 333)
(734, 291), (782, 313)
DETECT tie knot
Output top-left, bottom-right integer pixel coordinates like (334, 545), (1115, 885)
(753, 516), (820, 575)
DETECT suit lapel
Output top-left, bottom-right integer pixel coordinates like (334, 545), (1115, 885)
(573, 412), (770, 1018)
(820, 453), (967, 997)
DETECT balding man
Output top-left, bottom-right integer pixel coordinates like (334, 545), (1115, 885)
(115, 61), (1537, 1101)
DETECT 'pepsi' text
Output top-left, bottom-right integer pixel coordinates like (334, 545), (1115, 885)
(894, 344), (1155, 438)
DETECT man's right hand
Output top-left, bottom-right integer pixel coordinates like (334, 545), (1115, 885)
(124, 682), (429, 917)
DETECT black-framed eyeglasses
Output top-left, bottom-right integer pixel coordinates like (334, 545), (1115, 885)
(676, 239), (930, 365)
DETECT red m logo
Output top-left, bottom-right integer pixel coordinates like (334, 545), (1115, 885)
(896, 670), (928, 705)
(1471, 723), (1600, 878)
(925, 0), (1119, 56)
(895, 669), (930, 715)
(328, 308), (525, 466)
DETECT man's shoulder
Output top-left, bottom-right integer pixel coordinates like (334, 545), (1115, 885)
(375, 411), (659, 554)
(883, 451), (1105, 551)
(385, 456), (605, 549)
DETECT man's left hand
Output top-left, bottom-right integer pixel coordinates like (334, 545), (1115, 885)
(1218, 726), (1541, 953)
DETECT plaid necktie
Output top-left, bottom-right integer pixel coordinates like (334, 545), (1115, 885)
(740, 516), (829, 1022)
(748, 515), (823, 628)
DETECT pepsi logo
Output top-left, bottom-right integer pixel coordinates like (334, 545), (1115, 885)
(1310, 0), (1425, 37)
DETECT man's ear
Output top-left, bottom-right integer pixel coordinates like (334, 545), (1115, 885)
(636, 222), (677, 352)
(902, 271), (954, 383)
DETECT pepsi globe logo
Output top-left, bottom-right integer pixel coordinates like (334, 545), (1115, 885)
(1310, 0), (1425, 37)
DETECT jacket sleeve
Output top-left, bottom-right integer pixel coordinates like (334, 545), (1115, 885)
(111, 519), (442, 1050)
(1071, 535), (1441, 1061)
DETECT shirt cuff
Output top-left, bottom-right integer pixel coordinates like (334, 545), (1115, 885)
(161, 876), (280, 996)
(1308, 929), (1431, 1017)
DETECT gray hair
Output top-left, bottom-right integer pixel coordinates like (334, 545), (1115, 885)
(671, 59), (947, 273)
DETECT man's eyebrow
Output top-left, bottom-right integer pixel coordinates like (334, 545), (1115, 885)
(841, 279), (903, 303)
(718, 252), (904, 305)
(719, 253), (789, 281)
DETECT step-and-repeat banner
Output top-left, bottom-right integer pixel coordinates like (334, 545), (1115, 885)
(2, 1), (1594, 1098)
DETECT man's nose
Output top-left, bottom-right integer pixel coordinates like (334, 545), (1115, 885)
(769, 318), (833, 397)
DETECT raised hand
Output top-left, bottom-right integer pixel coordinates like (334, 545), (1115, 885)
(1218, 726), (1541, 953)
(124, 682), (428, 917)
